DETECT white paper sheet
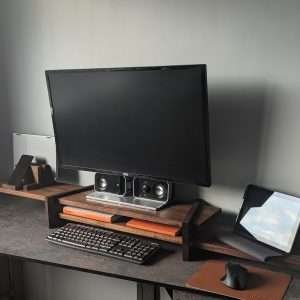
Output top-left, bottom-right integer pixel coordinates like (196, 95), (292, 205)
(240, 192), (300, 252)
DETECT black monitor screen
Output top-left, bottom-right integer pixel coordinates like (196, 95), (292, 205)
(46, 65), (210, 185)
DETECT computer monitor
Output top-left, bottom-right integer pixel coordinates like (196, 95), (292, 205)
(46, 65), (211, 186)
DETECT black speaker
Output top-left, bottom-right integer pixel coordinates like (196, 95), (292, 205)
(95, 173), (133, 196)
(133, 177), (172, 201)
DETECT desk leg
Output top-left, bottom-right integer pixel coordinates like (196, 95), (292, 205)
(8, 257), (24, 300)
(0, 255), (11, 299)
(137, 282), (160, 300)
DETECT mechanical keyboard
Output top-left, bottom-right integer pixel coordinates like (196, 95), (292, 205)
(46, 223), (160, 264)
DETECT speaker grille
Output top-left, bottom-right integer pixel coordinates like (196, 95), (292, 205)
(134, 177), (170, 201)
(95, 173), (133, 196)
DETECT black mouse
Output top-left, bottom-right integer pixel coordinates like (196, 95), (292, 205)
(221, 262), (249, 290)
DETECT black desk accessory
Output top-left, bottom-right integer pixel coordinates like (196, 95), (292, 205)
(8, 155), (34, 189)
(4, 154), (55, 191)
(221, 262), (249, 290)
(218, 184), (300, 261)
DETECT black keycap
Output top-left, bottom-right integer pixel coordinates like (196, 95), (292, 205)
(46, 223), (160, 264)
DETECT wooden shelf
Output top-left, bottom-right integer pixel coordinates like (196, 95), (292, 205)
(59, 213), (183, 244)
(0, 182), (92, 201)
(46, 190), (220, 260)
(196, 239), (254, 259)
(58, 191), (220, 227)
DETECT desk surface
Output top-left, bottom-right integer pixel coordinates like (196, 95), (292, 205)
(0, 195), (299, 299)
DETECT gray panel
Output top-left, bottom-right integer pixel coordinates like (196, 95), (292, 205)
(23, 262), (136, 300)
(13, 133), (56, 174)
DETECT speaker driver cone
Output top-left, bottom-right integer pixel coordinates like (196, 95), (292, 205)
(99, 177), (108, 190)
(154, 184), (165, 198)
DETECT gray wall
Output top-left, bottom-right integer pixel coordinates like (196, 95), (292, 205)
(2, 0), (300, 211)
(0, 6), (13, 299)
(1, 0), (300, 299)
(0, 3), (13, 180)
(23, 262), (136, 300)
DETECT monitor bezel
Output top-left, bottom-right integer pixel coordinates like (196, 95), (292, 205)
(46, 64), (211, 186)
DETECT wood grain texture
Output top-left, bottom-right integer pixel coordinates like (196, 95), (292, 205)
(58, 191), (219, 227)
(195, 240), (255, 260)
(126, 219), (181, 237)
(62, 206), (122, 223)
(0, 182), (92, 201)
(59, 213), (183, 244)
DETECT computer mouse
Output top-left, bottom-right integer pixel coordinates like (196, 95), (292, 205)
(221, 262), (249, 290)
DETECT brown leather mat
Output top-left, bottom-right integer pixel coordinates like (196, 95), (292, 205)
(186, 260), (291, 300)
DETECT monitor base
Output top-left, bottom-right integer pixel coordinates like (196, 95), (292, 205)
(86, 191), (168, 211)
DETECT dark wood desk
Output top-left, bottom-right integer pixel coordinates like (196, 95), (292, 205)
(0, 195), (299, 300)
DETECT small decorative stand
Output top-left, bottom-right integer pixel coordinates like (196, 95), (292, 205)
(2, 155), (55, 191)
(0, 155), (93, 203)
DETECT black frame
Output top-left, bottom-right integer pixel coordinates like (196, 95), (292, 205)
(234, 184), (300, 254)
(45, 64), (211, 186)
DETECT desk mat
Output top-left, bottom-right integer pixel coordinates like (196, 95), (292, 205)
(186, 260), (291, 300)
